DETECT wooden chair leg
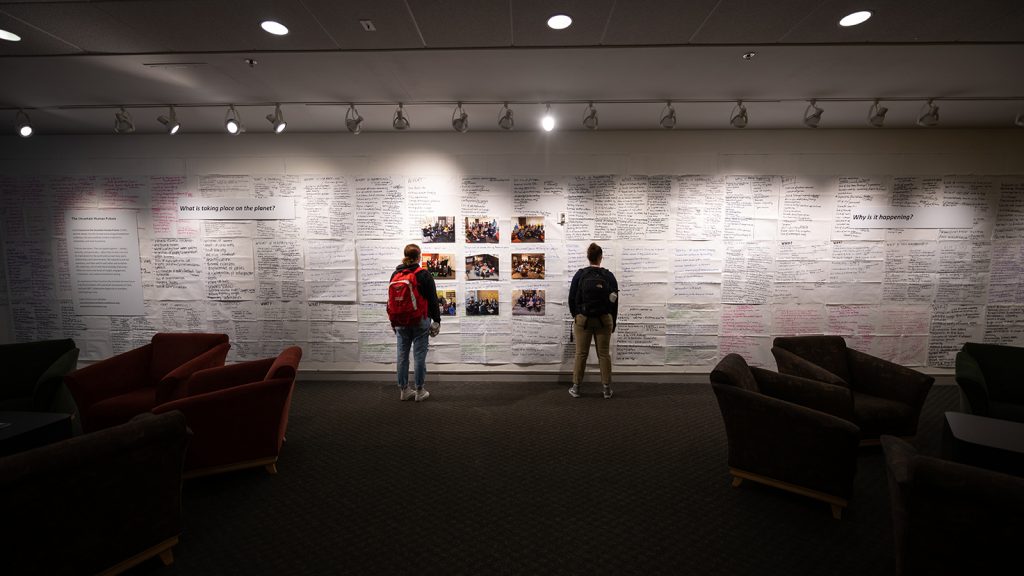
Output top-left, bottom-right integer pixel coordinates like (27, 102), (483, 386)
(731, 476), (743, 488)
(265, 462), (278, 475)
(159, 548), (174, 566)
(831, 504), (843, 520)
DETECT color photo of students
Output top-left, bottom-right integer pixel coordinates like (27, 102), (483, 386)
(511, 216), (545, 243)
(512, 289), (545, 316)
(465, 254), (499, 280)
(437, 289), (457, 316)
(423, 252), (455, 279)
(466, 290), (500, 316)
(465, 216), (499, 243)
(511, 253), (545, 279)
(421, 216), (455, 243)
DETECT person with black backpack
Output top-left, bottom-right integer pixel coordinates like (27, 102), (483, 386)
(568, 242), (619, 399)
(387, 244), (441, 402)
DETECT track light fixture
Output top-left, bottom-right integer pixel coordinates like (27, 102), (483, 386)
(541, 104), (555, 132)
(224, 105), (244, 135)
(345, 104), (363, 134)
(581, 103), (599, 130)
(15, 109), (32, 137)
(867, 100), (888, 128)
(452, 102), (469, 133)
(114, 107), (135, 134)
(659, 101), (676, 129)
(393, 103), (410, 130)
(730, 101), (748, 128)
(498, 103), (514, 130)
(803, 99), (824, 128)
(266, 104), (287, 133)
(157, 105), (180, 135)
(916, 99), (940, 127)
(1014, 112), (1023, 128)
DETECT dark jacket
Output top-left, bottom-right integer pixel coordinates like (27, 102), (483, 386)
(568, 266), (619, 327)
(391, 263), (441, 323)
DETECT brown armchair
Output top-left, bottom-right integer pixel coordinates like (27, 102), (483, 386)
(710, 353), (861, 519)
(66, 333), (230, 433)
(881, 436), (1024, 575)
(772, 336), (934, 444)
(955, 342), (1024, 423)
(1, 411), (190, 576)
(154, 346), (302, 478)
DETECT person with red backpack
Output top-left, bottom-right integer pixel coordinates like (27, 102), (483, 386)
(388, 244), (441, 401)
(568, 242), (619, 399)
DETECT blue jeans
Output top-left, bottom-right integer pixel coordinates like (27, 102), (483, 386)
(396, 317), (431, 390)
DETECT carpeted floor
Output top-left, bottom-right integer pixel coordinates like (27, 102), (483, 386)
(128, 379), (958, 576)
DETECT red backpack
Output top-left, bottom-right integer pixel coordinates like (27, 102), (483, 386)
(387, 267), (428, 327)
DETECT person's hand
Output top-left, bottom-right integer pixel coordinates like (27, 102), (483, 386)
(429, 321), (440, 337)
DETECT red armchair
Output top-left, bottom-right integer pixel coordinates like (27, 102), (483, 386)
(154, 346), (302, 478)
(66, 333), (230, 433)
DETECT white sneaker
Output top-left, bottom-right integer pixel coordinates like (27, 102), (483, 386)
(415, 389), (430, 402)
(603, 385), (614, 400)
(400, 387), (416, 401)
(568, 384), (581, 398)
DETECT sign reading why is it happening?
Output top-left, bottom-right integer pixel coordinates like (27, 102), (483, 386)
(850, 206), (974, 229)
(177, 198), (295, 220)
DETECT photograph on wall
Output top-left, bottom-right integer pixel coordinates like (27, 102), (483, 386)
(465, 216), (500, 243)
(466, 290), (500, 316)
(465, 254), (500, 280)
(423, 252), (456, 279)
(512, 289), (546, 316)
(511, 216), (545, 243)
(437, 289), (457, 316)
(511, 253), (545, 279)
(421, 216), (456, 243)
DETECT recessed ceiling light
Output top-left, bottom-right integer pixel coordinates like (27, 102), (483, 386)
(547, 14), (572, 30)
(742, 51), (757, 60)
(0, 28), (21, 42)
(260, 20), (289, 35)
(839, 10), (872, 27)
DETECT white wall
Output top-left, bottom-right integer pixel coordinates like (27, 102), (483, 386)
(1, 129), (1022, 377)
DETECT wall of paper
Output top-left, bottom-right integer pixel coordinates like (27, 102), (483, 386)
(0, 130), (1021, 373)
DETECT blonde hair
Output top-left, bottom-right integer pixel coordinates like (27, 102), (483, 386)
(402, 244), (421, 266)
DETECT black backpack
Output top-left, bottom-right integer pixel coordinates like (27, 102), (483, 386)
(577, 268), (611, 317)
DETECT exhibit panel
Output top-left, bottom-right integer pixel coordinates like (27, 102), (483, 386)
(0, 133), (1022, 373)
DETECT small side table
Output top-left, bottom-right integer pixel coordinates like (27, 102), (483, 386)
(0, 411), (73, 458)
(943, 411), (1024, 477)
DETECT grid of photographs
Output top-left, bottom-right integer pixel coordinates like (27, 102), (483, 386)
(466, 290), (499, 316)
(511, 253), (545, 279)
(512, 289), (546, 316)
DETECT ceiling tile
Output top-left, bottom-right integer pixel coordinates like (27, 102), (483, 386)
(0, 9), (82, 55)
(601, 0), (720, 45)
(0, 2), (169, 53)
(301, 0), (423, 49)
(510, 0), (616, 46)
(690, 0), (824, 44)
(405, 0), (510, 48)
(93, 0), (338, 52)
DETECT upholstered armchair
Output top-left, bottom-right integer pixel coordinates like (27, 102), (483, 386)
(66, 333), (230, 433)
(154, 346), (302, 478)
(1, 411), (190, 576)
(955, 342), (1024, 423)
(0, 338), (79, 411)
(881, 436), (1024, 575)
(710, 353), (861, 519)
(772, 336), (934, 444)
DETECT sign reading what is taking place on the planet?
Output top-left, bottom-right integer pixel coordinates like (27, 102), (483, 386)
(177, 198), (295, 220)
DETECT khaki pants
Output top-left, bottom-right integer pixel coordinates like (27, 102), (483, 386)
(573, 314), (613, 385)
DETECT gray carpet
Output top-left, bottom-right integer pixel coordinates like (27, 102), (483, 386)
(129, 379), (958, 576)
